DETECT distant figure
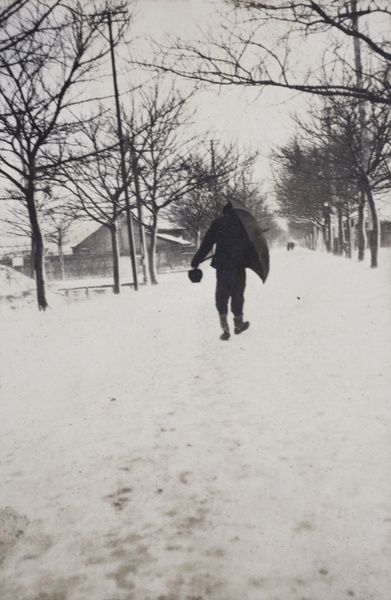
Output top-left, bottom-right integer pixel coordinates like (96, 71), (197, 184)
(287, 242), (295, 251)
(191, 202), (250, 341)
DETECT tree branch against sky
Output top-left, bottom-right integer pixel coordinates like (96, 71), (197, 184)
(148, 0), (391, 106)
(168, 141), (260, 245)
(123, 80), (201, 283)
(0, 0), (61, 54)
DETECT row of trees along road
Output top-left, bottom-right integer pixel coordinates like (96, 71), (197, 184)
(55, 81), (248, 289)
(273, 94), (391, 266)
(150, 0), (391, 267)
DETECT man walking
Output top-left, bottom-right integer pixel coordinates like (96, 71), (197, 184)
(191, 201), (252, 340)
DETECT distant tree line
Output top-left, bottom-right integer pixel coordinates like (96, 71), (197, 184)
(272, 93), (391, 265)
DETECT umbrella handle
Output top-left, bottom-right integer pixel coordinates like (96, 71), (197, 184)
(199, 253), (214, 264)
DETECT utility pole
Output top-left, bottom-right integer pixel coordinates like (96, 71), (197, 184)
(107, 10), (138, 290)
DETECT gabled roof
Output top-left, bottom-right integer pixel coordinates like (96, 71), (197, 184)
(70, 216), (191, 250)
(68, 221), (102, 248)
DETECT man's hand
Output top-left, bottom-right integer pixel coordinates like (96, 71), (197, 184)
(191, 257), (199, 269)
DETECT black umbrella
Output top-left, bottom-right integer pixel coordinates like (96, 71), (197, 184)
(230, 198), (270, 283)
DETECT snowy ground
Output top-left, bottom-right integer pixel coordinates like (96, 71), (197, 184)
(0, 248), (390, 600)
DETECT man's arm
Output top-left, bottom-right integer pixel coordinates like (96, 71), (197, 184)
(191, 220), (218, 268)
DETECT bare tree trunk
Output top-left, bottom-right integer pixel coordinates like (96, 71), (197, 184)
(131, 146), (149, 284)
(357, 198), (366, 261)
(58, 239), (65, 280)
(324, 210), (332, 253)
(337, 207), (344, 255)
(30, 236), (35, 278)
(26, 177), (47, 310)
(138, 220), (149, 284)
(352, 1), (372, 265)
(147, 216), (159, 285)
(110, 223), (121, 294)
(346, 207), (353, 259)
(362, 178), (379, 268)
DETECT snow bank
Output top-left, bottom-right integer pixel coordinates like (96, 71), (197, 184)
(0, 265), (36, 295)
(0, 265), (66, 312)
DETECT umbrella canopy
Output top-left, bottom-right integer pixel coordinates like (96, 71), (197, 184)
(230, 198), (270, 283)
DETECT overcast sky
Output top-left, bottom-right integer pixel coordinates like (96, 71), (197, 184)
(130, 0), (306, 187)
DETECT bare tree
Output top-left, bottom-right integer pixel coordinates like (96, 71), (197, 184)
(0, 1), (130, 309)
(226, 175), (281, 246)
(124, 82), (207, 284)
(169, 154), (217, 247)
(169, 142), (276, 245)
(58, 116), (132, 294)
(1, 192), (36, 276)
(42, 194), (79, 281)
(1, 188), (77, 279)
(167, 143), (231, 244)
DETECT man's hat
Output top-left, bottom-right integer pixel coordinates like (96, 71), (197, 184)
(188, 268), (203, 283)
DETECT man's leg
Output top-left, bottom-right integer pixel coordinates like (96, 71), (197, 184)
(231, 268), (246, 317)
(231, 268), (250, 334)
(216, 270), (232, 340)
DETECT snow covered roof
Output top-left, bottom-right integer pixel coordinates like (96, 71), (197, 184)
(67, 221), (102, 248)
(156, 232), (191, 245)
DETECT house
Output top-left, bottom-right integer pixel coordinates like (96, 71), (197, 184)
(44, 214), (193, 281)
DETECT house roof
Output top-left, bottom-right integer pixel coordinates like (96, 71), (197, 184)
(68, 221), (102, 248)
(70, 217), (191, 250)
(157, 233), (191, 245)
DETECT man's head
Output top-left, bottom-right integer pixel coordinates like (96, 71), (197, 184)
(223, 201), (233, 214)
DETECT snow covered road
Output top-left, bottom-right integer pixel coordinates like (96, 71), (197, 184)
(1, 248), (390, 600)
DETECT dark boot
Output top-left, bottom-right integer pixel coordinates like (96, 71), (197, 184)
(234, 314), (250, 335)
(219, 314), (230, 340)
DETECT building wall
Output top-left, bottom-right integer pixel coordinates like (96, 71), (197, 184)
(73, 221), (163, 257)
(381, 221), (391, 247)
(68, 217), (192, 281)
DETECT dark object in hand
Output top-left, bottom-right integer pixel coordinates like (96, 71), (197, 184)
(188, 268), (203, 283)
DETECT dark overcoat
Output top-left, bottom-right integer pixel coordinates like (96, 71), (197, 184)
(191, 210), (248, 272)
(192, 207), (269, 282)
